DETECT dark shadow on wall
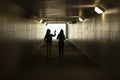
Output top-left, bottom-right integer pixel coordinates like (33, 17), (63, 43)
(0, 40), (43, 80)
(69, 40), (120, 80)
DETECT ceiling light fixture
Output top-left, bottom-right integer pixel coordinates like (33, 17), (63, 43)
(39, 19), (43, 23)
(67, 22), (70, 25)
(79, 17), (84, 22)
(94, 5), (105, 14)
(44, 22), (47, 25)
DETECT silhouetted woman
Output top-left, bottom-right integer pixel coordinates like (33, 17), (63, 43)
(57, 29), (65, 59)
(44, 29), (56, 58)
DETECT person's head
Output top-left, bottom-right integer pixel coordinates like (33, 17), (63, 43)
(46, 29), (50, 34)
(60, 29), (64, 34)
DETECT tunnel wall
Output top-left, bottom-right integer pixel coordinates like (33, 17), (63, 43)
(68, 8), (120, 80)
(0, 1), (45, 79)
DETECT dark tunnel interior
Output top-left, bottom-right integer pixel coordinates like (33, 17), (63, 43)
(0, 0), (120, 80)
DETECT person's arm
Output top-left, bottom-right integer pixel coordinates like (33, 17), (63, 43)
(63, 35), (65, 40)
(52, 30), (56, 36)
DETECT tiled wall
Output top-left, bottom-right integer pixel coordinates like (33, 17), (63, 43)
(69, 8), (120, 80)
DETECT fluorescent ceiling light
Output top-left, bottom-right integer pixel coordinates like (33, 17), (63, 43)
(79, 17), (83, 21)
(44, 22), (47, 25)
(94, 5), (105, 14)
(39, 19), (43, 23)
(67, 22), (70, 25)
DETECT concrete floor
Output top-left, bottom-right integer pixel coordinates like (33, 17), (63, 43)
(11, 40), (108, 80)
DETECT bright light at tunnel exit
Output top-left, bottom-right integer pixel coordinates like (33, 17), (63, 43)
(45, 24), (66, 39)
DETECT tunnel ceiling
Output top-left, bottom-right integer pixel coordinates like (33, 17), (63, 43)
(11, 0), (120, 23)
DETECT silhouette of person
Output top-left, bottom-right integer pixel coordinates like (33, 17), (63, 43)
(57, 29), (65, 59)
(44, 29), (56, 58)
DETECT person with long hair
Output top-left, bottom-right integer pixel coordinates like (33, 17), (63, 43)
(57, 29), (65, 59)
(44, 29), (56, 59)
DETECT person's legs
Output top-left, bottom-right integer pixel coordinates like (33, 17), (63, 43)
(58, 45), (61, 58)
(46, 43), (49, 58)
(49, 43), (52, 57)
(61, 46), (64, 57)
(46, 43), (52, 58)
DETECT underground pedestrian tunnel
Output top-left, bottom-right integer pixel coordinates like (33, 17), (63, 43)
(0, 0), (120, 80)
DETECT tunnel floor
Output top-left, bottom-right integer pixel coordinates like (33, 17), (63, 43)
(11, 40), (108, 80)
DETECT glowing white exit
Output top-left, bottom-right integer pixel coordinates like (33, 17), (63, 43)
(45, 24), (66, 39)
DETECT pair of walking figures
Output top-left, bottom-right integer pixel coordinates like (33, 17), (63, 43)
(44, 29), (65, 59)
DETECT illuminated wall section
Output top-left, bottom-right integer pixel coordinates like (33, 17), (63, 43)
(69, 8), (120, 41)
(0, 1), (45, 79)
(0, 14), (45, 41)
(68, 8), (120, 80)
